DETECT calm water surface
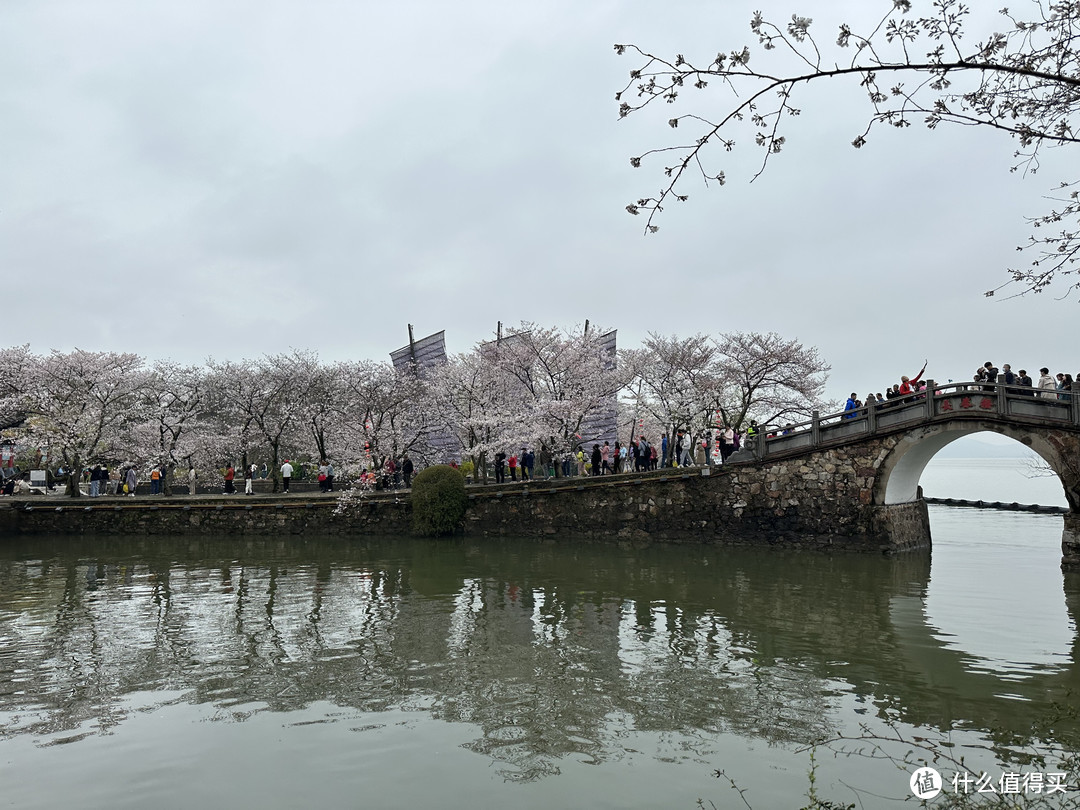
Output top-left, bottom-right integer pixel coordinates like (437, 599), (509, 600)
(0, 460), (1076, 809)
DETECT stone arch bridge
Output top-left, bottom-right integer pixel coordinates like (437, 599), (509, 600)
(730, 381), (1080, 568)
(460, 381), (1080, 569)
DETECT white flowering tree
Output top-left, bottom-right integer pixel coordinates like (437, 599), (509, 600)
(626, 333), (724, 449)
(713, 331), (833, 429)
(120, 361), (211, 495)
(616, 0), (1080, 298)
(492, 323), (629, 468)
(206, 355), (304, 492)
(20, 350), (146, 497)
(336, 359), (437, 474)
(285, 351), (343, 465)
(0, 345), (31, 432)
(430, 350), (522, 483)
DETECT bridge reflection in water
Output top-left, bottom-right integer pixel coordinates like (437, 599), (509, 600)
(0, 533), (1076, 781)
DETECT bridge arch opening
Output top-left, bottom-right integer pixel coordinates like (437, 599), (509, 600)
(910, 434), (1075, 678)
(877, 426), (1070, 507)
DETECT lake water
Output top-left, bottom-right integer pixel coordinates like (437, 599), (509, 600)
(0, 459), (1076, 809)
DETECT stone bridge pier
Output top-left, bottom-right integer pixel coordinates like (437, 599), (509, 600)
(1055, 506), (1080, 570)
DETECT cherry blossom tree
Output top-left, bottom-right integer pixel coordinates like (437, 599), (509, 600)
(626, 331), (831, 447)
(492, 323), (628, 468)
(336, 359), (437, 474)
(121, 361), (209, 496)
(206, 355), (304, 492)
(616, 0), (1080, 298)
(713, 331), (833, 428)
(286, 351), (342, 465)
(0, 345), (31, 432)
(625, 333), (724, 446)
(21, 350), (146, 497)
(430, 350), (522, 483)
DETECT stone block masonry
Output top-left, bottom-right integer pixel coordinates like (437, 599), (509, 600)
(0, 497), (410, 538)
(464, 462), (927, 554)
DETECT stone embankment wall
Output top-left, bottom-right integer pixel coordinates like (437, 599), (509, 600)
(462, 443), (927, 553)
(0, 497), (410, 538)
(1, 434), (930, 555)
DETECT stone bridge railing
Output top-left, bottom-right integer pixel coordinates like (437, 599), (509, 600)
(745, 381), (1080, 462)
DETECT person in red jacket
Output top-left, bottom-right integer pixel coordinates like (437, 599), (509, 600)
(898, 362), (928, 398)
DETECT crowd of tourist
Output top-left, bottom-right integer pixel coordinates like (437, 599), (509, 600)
(487, 424), (746, 483)
(2, 359), (1076, 497)
(842, 361), (1077, 417)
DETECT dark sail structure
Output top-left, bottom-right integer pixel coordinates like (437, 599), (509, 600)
(390, 327), (457, 464)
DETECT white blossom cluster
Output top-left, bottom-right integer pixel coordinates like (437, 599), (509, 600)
(0, 327), (831, 495)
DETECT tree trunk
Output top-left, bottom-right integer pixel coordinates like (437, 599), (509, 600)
(66, 470), (81, 498)
(474, 451), (488, 485)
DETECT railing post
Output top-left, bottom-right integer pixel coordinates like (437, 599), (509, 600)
(755, 429), (765, 461)
(865, 400), (876, 433)
(997, 381), (1008, 417)
(925, 379), (935, 420)
(1074, 392), (1080, 426)
(811, 410), (821, 446)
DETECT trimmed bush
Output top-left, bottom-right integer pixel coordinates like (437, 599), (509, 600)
(410, 465), (467, 537)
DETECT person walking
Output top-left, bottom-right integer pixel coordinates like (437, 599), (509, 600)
(125, 466), (137, 497)
(678, 431), (693, 467)
(188, 465), (197, 495)
(245, 464), (255, 495)
(402, 455), (414, 488)
(224, 464), (236, 494)
(280, 459), (293, 493)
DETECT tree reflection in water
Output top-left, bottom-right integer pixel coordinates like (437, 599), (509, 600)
(0, 535), (1077, 782)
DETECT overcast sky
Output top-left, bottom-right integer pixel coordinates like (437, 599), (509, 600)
(3, 0), (1075, 405)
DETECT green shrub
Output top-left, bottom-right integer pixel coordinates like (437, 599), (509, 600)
(410, 465), (467, 537)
